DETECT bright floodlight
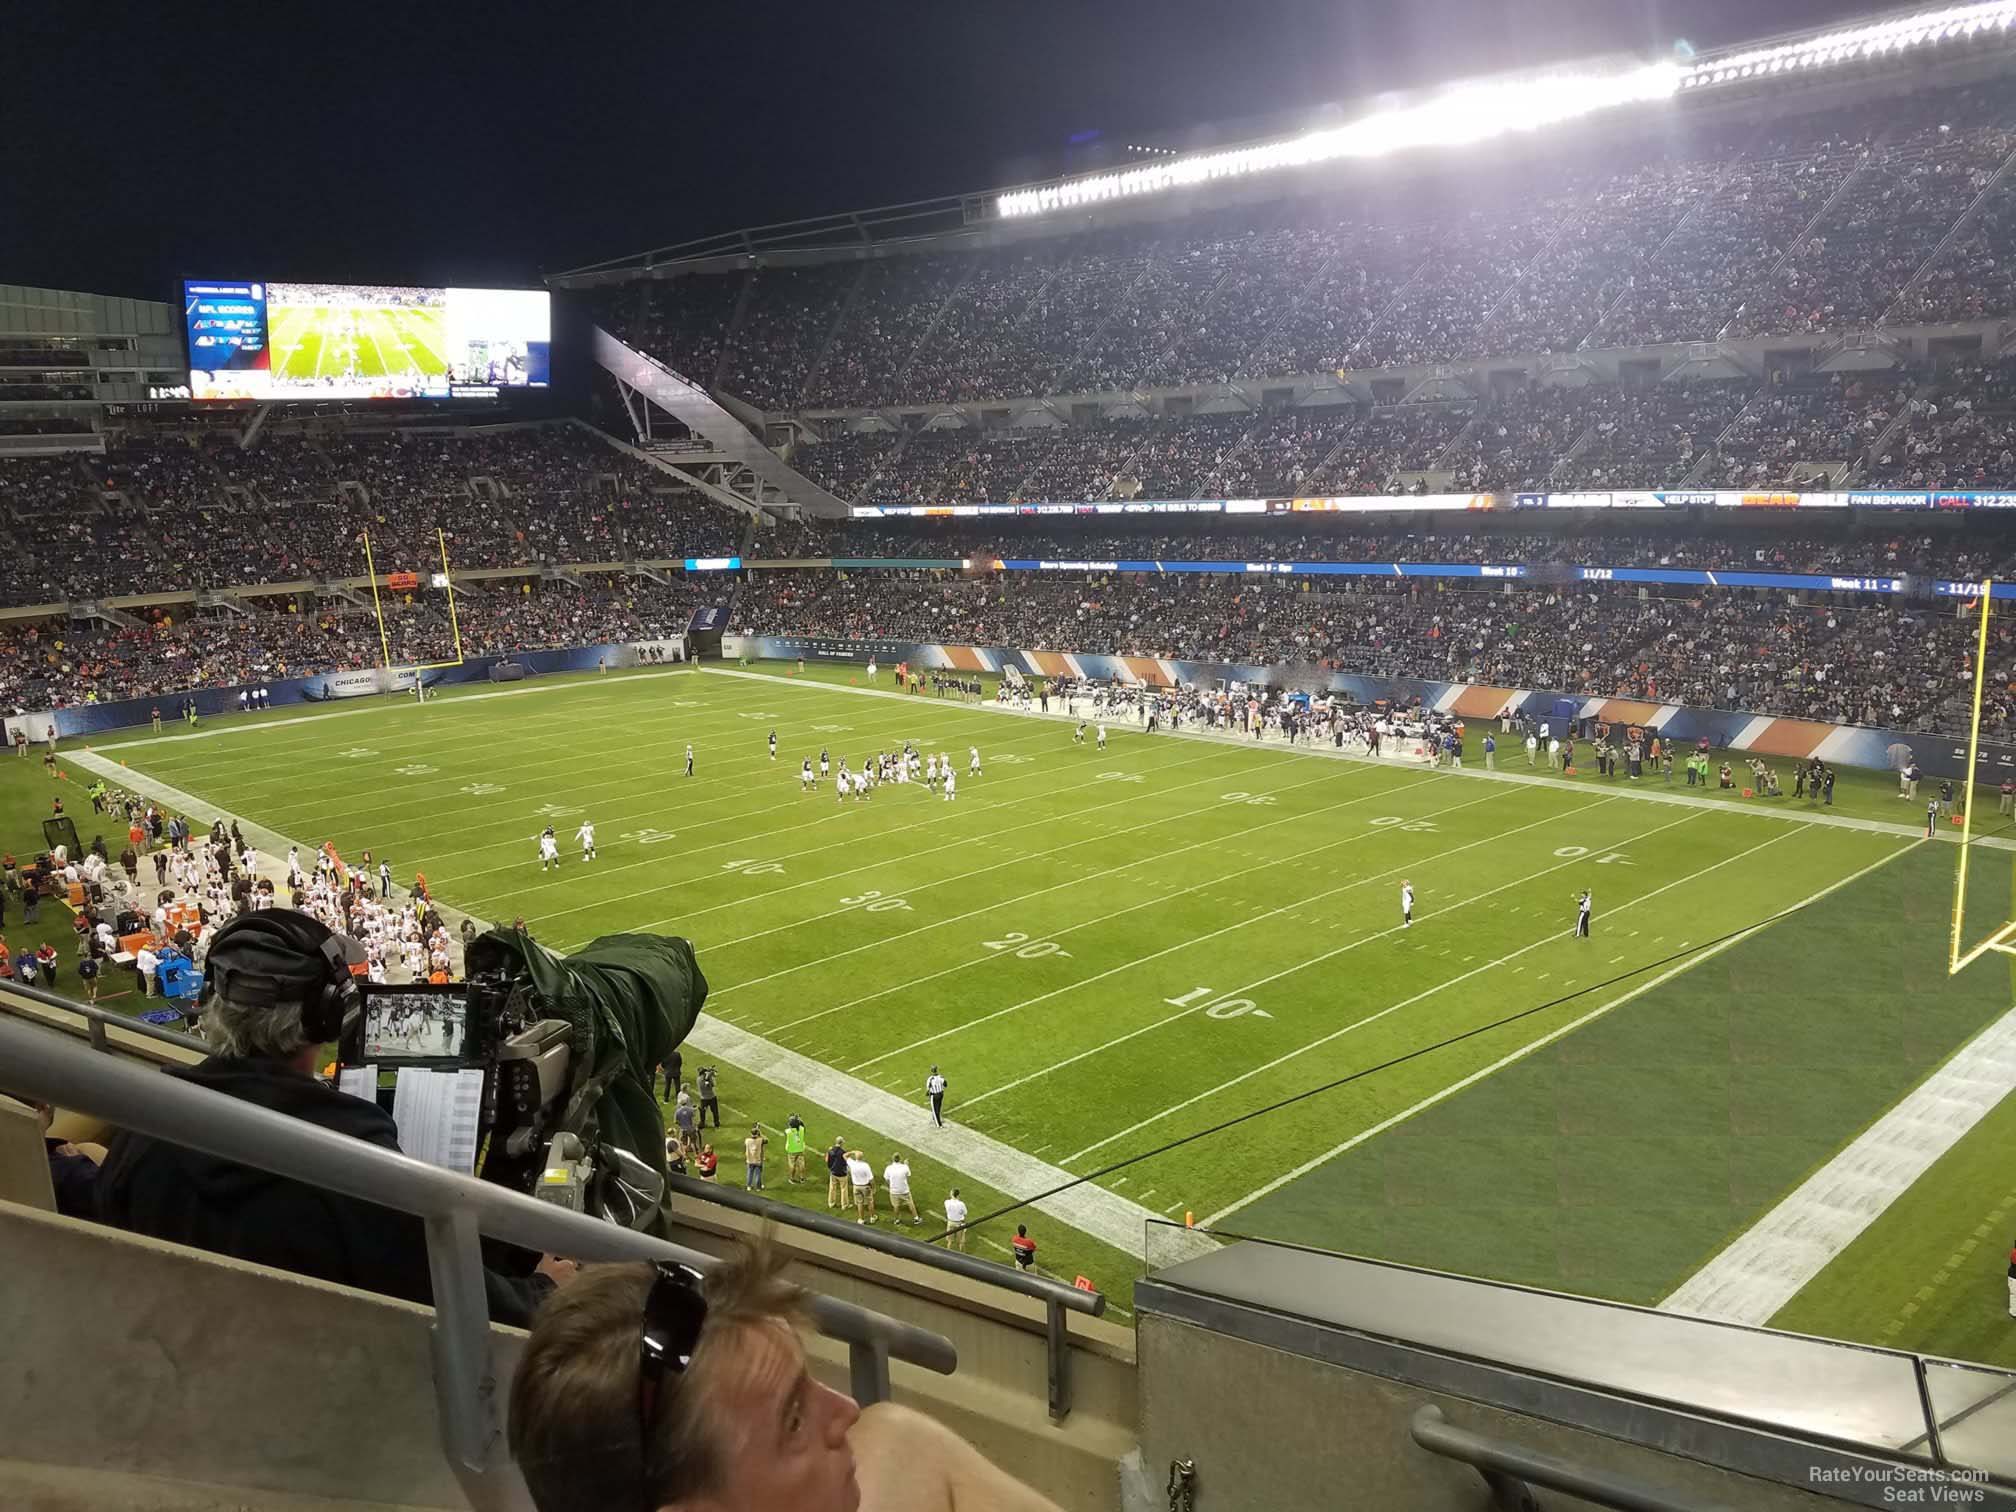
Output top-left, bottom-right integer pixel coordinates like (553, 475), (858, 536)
(997, 0), (2016, 219)
(1679, 0), (2016, 88)
(997, 61), (1681, 219)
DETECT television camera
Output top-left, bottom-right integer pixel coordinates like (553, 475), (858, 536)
(339, 968), (664, 1230)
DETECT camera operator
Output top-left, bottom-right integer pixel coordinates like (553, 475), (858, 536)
(96, 910), (574, 1325)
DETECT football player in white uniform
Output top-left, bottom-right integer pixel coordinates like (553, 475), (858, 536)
(538, 826), (561, 872)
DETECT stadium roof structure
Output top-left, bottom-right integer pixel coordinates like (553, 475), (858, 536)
(552, 0), (2016, 287)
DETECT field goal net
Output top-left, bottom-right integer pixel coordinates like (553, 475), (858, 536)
(1948, 581), (2016, 974)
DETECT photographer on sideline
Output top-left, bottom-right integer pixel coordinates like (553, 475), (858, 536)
(508, 1242), (1063, 1512)
(95, 909), (574, 1325)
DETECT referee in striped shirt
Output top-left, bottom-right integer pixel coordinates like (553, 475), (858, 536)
(926, 1065), (948, 1127)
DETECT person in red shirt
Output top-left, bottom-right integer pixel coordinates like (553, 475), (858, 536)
(696, 1143), (718, 1181)
(1010, 1224), (1036, 1272)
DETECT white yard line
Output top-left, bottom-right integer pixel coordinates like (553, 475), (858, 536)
(701, 755), (1397, 962)
(67, 749), (493, 956)
(73, 738), (1173, 1260)
(91, 666), (697, 751)
(612, 741), (1291, 942)
(757, 769), (1463, 1037)
(143, 685), (1024, 830)
(684, 1015), (1170, 1258)
(962, 805), (1710, 1110)
(1203, 840), (1921, 1227)
(706, 769), (1462, 1007)
(700, 667), (2015, 852)
(113, 694), (932, 884)
(850, 794), (1630, 1077)
(1061, 826), (1800, 1166)
(1659, 997), (2016, 1327)
(460, 718), (1161, 918)
(168, 687), (967, 809)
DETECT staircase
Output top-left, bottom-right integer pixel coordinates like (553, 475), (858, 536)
(591, 329), (852, 516)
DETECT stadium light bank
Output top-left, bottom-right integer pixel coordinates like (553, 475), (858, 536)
(995, 0), (2016, 220)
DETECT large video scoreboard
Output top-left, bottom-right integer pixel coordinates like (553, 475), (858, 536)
(183, 280), (550, 402)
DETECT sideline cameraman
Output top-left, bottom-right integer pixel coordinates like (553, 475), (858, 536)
(96, 910), (574, 1326)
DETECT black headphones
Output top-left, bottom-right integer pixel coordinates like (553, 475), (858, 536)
(199, 909), (362, 1044)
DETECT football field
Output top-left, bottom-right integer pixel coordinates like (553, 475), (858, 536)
(77, 665), (2016, 1334)
(266, 300), (448, 384)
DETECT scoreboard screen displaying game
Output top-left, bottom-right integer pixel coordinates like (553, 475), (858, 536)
(183, 280), (550, 402)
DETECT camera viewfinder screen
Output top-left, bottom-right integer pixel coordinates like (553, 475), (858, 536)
(360, 984), (470, 1064)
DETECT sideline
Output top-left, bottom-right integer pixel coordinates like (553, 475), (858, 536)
(687, 1016), (1179, 1259)
(80, 664), (1984, 1269)
(89, 665), (694, 752)
(1204, 839), (1922, 1226)
(68, 749), (490, 975)
(1659, 1000), (2016, 1326)
(700, 665), (2016, 851)
(71, 741), (1180, 1260)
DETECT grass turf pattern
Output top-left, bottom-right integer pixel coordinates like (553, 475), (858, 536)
(68, 664), (2012, 1340)
(268, 302), (448, 384)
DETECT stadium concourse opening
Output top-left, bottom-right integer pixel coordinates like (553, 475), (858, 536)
(14, 1), (2016, 1504)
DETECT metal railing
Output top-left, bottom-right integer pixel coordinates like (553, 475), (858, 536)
(1411, 1406), (1734, 1512)
(665, 1170), (1104, 1421)
(18, 986), (1097, 1418)
(0, 979), (208, 1057)
(1141, 1219), (2016, 1499)
(1, 1009), (957, 1512)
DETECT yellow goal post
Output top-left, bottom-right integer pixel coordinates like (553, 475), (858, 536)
(359, 527), (467, 690)
(1948, 578), (2016, 974)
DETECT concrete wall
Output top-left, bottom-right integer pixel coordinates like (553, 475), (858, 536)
(1, 1200), (496, 1511)
(2, 1193), (1134, 1512)
(1136, 1314), (1890, 1512)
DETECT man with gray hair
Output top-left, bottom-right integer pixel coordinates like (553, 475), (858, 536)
(96, 909), (570, 1325)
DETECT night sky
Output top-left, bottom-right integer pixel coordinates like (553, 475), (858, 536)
(4, 0), (1853, 300)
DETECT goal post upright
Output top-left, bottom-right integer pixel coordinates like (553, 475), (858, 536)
(437, 527), (466, 667)
(1949, 578), (1999, 975)
(359, 526), (396, 674)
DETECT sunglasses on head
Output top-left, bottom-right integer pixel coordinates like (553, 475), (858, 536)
(637, 1261), (708, 1441)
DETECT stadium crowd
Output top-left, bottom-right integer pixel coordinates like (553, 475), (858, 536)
(601, 82), (2016, 413)
(786, 362), (2014, 506)
(732, 567), (2003, 737)
(0, 424), (745, 603)
(0, 580), (709, 709)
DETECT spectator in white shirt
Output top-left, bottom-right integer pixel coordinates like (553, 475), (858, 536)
(844, 1150), (876, 1225)
(943, 1188), (969, 1252)
(135, 944), (159, 997)
(883, 1154), (918, 1226)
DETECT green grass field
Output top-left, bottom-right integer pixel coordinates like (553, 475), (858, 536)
(39, 661), (2015, 1350)
(267, 300), (447, 385)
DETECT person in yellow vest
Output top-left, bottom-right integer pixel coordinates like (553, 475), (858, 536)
(783, 1114), (807, 1184)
